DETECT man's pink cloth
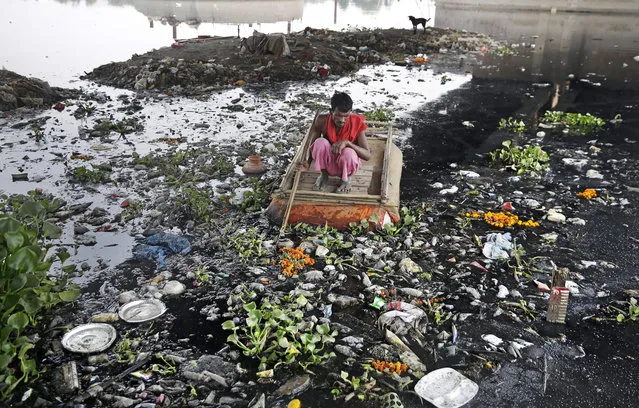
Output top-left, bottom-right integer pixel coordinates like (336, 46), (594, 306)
(326, 114), (367, 144)
(310, 138), (360, 181)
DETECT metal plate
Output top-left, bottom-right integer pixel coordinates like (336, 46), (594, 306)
(118, 299), (167, 323)
(414, 368), (479, 408)
(61, 323), (117, 353)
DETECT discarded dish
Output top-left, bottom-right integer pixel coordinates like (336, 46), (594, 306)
(61, 323), (117, 353)
(414, 367), (478, 408)
(119, 299), (167, 323)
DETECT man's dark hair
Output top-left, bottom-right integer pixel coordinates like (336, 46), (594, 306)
(330, 92), (353, 113)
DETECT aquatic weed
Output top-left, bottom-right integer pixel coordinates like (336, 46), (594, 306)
(498, 117), (526, 134)
(540, 110), (605, 136)
(489, 140), (549, 176)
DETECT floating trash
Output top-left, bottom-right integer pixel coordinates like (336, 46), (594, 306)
(414, 367), (479, 408)
(119, 299), (167, 323)
(61, 323), (117, 353)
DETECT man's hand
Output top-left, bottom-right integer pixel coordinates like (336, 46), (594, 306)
(331, 140), (350, 155)
(296, 162), (311, 172)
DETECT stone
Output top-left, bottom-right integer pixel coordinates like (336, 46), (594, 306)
(398, 258), (422, 274)
(546, 209), (566, 223)
(567, 217), (586, 225)
(335, 344), (358, 358)
(162, 280), (186, 295)
(315, 245), (330, 258)
(91, 313), (119, 323)
(586, 169), (604, 179)
(276, 375), (311, 396)
(119, 290), (138, 305)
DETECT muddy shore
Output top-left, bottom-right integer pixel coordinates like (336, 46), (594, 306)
(1, 25), (638, 408)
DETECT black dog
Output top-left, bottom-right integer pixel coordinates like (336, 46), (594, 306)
(408, 16), (430, 34)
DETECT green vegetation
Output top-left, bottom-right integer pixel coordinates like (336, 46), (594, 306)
(364, 108), (394, 122)
(225, 227), (268, 263)
(331, 368), (376, 401)
(494, 45), (518, 57)
(231, 178), (274, 213)
(30, 124), (45, 143)
(613, 298), (639, 323)
(93, 117), (144, 137)
(73, 166), (112, 183)
(377, 206), (422, 237)
(0, 196), (80, 401)
(293, 223), (352, 251)
(177, 187), (216, 223)
(540, 111), (606, 136)
(222, 295), (338, 371)
(489, 140), (549, 176)
(134, 146), (234, 183)
(498, 117), (526, 134)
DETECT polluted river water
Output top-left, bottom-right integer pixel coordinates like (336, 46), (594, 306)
(2, 0), (639, 407)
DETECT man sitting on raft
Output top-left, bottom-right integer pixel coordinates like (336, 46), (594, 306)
(299, 92), (371, 193)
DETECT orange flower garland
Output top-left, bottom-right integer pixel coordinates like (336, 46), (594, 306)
(462, 211), (539, 228)
(372, 360), (408, 375)
(279, 247), (315, 277)
(577, 188), (597, 199)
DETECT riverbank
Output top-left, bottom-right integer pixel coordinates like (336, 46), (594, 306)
(1, 24), (638, 408)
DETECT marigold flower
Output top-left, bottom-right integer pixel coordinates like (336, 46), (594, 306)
(279, 247), (315, 277)
(577, 188), (597, 199)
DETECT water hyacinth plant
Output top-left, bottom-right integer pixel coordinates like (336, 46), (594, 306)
(0, 197), (81, 401)
(489, 140), (549, 175)
(222, 295), (337, 371)
(540, 110), (606, 136)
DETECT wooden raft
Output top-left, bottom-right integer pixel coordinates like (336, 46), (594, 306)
(266, 116), (403, 229)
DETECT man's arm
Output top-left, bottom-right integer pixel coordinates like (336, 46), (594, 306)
(337, 131), (371, 161)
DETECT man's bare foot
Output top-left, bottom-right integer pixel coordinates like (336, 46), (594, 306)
(312, 173), (328, 191)
(336, 178), (352, 193)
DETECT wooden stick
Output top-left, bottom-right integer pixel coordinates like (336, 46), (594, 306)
(280, 170), (302, 234)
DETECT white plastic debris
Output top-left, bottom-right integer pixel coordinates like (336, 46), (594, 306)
(481, 334), (503, 346)
(586, 169), (604, 179)
(482, 232), (513, 260)
(439, 186), (459, 195)
(496, 285), (509, 299)
(414, 368), (478, 408)
(459, 170), (480, 178)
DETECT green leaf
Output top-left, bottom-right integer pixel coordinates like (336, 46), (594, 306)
(6, 247), (38, 273)
(10, 274), (27, 292)
(42, 221), (62, 239)
(34, 261), (53, 273)
(278, 337), (290, 348)
(617, 314), (625, 322)
(59, 287), (81, 302)
(243, 302), (257, 312)
(0, 217), (21, 234)
(341, 371), (349, 381)
(306, 343), (316, 353)
(316, 323), (330, 335)
(62, 264), (77, 274)
(58, 251), (71, 264)
(246, 310), (262, 328)
(7, 312), (29, 331)
(296, 295), (308, 307)
(18, 201), (45, 219)
(19, 293), (44, 313)
(4, 231), (25, 253)
(221, 320), (236, 330)
(0, 354), (12, 371)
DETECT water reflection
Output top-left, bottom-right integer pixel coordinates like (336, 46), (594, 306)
(435, 5), (639, 90)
